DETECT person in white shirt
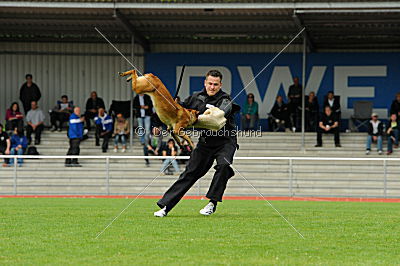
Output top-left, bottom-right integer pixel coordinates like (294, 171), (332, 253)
(50, 95), (73, 132)
(365, 113), (383, 155)
(26, 101), (45, 145)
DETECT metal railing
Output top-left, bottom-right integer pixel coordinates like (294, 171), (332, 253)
(1, 155), (400, 198)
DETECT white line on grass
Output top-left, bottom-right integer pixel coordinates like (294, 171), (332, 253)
(223, 27), (305, 111)
(95, 158), (178, 239)
(95, 27), (177, 110)
(224, 157), (305, 239)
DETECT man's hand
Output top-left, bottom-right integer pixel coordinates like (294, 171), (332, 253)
(245, 114), (250, 120)
(5, 149), (10, 155)
(372, 136), (378, 142)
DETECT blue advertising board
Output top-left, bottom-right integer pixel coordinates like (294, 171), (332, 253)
(145, 53), (400, 129)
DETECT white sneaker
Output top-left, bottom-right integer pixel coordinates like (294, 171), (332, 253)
(199, 202), (216, 216)
(121, 148), (126, 153)
(113, 148), (118, 153)
(154, 207), (168, 217)
(292, 127), (296, 132)
(378, 150), (383, 155)
(366, 150), (370, 155)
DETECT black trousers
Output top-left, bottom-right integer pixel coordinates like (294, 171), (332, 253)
(84, 111), (97, 130)
(6, 119), (24, 132)
(157, 138), (237, 211)
(26, 124), (44, 142)
(317, 127), (340, 145)
(50, 112), (70, 129)
(0, 145), (9, 164)
(95, 125), (112, 151)
(66, 138), (80, 164)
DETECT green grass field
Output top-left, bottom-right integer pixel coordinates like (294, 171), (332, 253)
(1, 198), (399, 265)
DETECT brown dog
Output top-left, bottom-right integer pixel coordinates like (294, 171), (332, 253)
(119, 70), (199, 149)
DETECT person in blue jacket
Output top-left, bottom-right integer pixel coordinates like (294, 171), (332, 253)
(65, 107), (85, 167)
(94, 107), (113, 153)
(9, 127), (28, 166)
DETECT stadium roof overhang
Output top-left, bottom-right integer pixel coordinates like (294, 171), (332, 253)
(1, 1), (400, 52)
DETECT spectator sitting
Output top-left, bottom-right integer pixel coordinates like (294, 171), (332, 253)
(19, 74), (41, 114)
(65, 107), (85, 167)
(287, 77), (303, 132)
(5, 102), (24, 134)
(134, 93), (153, 145)
(94, 107), (113, 153)
(390, 92), (400, 120)
(365, 113), (383, 155)
(113, 113), (130, 153)
(269, 95), (290, 132)
(84, 91), (105, 130)
(0, 124), (11, 167)
(9, 127), (28, 167)
(305, 91), (319, 132)
(323, 91), (341, 120)
(160, 138), (180, 175)
(315, 106), (341, 147)
(50, 95), (73, 132)
(386, 114), (399, 155)
(241, 93), (259, 131)
(26, 101), (45, 145)
(144, 126), (164, 167)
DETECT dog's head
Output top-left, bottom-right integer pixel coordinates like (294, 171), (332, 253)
(188, 109), (200, 124)
(118, 70), (157, 94)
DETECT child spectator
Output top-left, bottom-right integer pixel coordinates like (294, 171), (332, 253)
(113, 113), (130, 153)
(65, 107), (85, 167)
(94, 107), (113, 153)
(26, 101), (45, 145)
(143, 126), (164, 167)
(50, 95), (73, 132)
(241, 93), (259, 131)
(365, 113), (383, 155)
(5, 102), (24, 134)
(9, 127), (28, 167)
(0, 124), (11, 167)
(84, 91), (105, 130)
(19, 74), (41, 114)
(386, 114), (399, 155)
(160, 139), (180, 175)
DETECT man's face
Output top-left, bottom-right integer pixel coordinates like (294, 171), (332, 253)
(26, 77), (32, 84)
(204, 75), (222, 96)
(396, 95), (400, 102)
(309, 92), (315, 98)
(31, 101), (37, 110)
(91, 92), (97, 99)
(325, 107), (332, 116)
(372, 115), (378, 121)
(276, 96), (282, 103)
(62, 97), (68, 104)
(328, 93), (334, 100)
(74, 107), (81, 116)
(391, 114), (397, 121)
(293, 77), (299, 85)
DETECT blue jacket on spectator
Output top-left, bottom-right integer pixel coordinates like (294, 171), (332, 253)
(11, 134), (28, 149)
(94, 113), (113, 132)
(68, 113), (84, 139)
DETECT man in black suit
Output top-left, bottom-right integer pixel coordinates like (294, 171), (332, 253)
(287, 77), (303, 132)
(390, 93), (400, 120)
(323, 91), (341, 118)
(315, 106), (341, 147)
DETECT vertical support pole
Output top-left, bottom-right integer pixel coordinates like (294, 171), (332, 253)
(301, 35), (306, 151)
(106, 157), (110, 195)
(13, 155), (17, 195)
(130, 35), (135, 149)
(289, 159), (293, 197)
(197, 179), (201, 196)
(383, 160), (387, 198)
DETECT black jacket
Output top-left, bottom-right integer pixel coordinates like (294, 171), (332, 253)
(390, 100), (400, 117)
(19, 82), (41, 107)
(306, 97), (319, 113)
(133, 94), (153, 118)
(270, 102), (288, 120)
(367, 120), (384, 136)
(85, 97), (105, 112)
(182, 88), (240, 140)
(319, 112), (339, 127)
(323, 98), (341, 114)
(288, 84), (303, 104)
